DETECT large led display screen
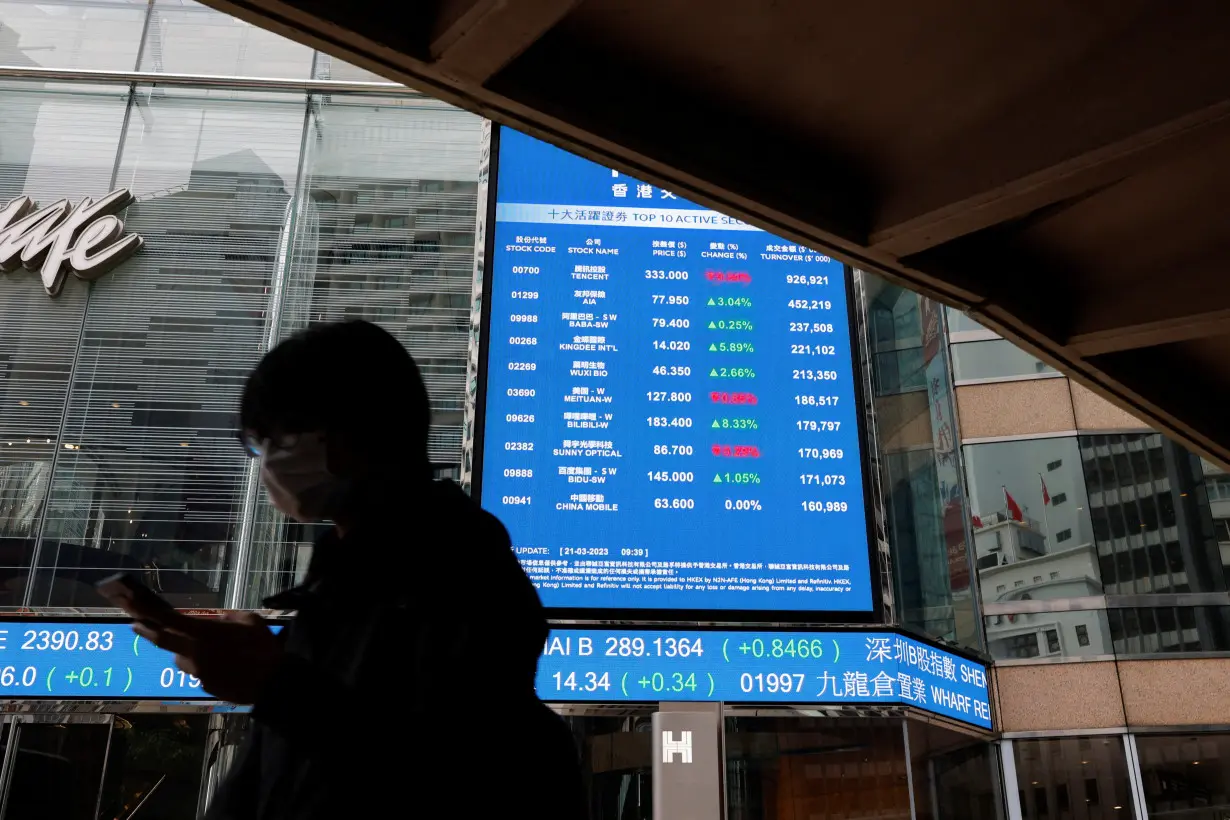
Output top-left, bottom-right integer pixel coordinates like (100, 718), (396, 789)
(478, 129), (872, 613)
(538, 627), (991, 729)
(0, 621), (991, 730)
(0, 620), (283, 700)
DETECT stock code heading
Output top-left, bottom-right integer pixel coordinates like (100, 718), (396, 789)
(479, 129), (872, 613)
(0, 621), (990, 729)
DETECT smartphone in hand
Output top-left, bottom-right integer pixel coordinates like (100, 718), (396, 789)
(95, 573), (179, 628)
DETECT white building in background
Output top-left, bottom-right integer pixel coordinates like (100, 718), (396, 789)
(975, 511), (1111, 658)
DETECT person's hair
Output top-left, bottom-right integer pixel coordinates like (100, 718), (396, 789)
(240, 320), (431, 471)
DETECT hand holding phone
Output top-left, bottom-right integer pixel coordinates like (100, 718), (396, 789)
(95, 573), (181, 628)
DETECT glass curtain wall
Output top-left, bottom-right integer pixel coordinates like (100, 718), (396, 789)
(0, 2), (483, 610)
(858, 273), (981, 651)
(949, 307), (1230, 660)
(991, 731), (1230, 820)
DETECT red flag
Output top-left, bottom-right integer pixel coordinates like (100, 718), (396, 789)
(1040, 475), (1051, 505)
(1004, 487), (1024, 522)
(971, 514), (984, 529)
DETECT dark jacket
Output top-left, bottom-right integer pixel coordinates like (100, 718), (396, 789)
(205, 480), (586, 820)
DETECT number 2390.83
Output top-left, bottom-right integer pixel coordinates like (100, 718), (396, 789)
(23, 630), (113, 652)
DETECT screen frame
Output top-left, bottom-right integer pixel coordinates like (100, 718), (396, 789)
(472, 123), (885, 625)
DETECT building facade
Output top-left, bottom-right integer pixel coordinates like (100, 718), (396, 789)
(871, 288), (1230, 820)
(0, 3), (1226, 819)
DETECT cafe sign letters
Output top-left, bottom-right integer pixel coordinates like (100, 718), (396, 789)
(0, 189), (144, 297)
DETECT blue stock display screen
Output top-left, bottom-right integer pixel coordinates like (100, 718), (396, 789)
(0, 621), (283, 701)
(479, 129), (872, 612)
(539, 628), (991, 729)
(0, 621), (990, 729)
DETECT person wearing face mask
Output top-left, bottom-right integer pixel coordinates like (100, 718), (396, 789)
(123, 319), (587, 820)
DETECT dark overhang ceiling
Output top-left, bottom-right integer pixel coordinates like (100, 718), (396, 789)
(202, 0), (1230, 465)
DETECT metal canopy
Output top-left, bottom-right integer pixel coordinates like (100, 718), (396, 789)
(202, 0), (1230, 465)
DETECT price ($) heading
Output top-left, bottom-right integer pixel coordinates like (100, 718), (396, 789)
(536, 628), (992, 729)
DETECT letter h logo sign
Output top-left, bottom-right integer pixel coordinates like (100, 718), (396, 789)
(662, 730), (693, 764)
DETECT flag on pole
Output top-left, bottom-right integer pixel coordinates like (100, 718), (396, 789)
(1039, 474), (1051, 505)
(971, 513), (984, 529)
(1003, 486), (1024, 522)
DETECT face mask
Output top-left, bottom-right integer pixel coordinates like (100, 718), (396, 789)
(259, 432), (348, 522)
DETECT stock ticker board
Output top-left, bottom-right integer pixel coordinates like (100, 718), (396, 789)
(0, 621), (281, 702)
(0, 622), (991, 729)
(479, 129), (873, 612)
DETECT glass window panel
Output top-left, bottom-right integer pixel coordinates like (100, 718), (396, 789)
(873, 347), (926, 395)
(989, 605), (1230, 659)
(966, 437), (1099, 594)
(968, 438), (1115, 659)
(1137, 732), (1230, 819)
(27, 87), (308, 607)
(0, 82), (130, 605)
(1133, 606), (1230, 654)
(1, 721), (112, 819)
(1080, 432), (1228, 596)
(98, 714), (210, 820)
(726, 718), (910, 820)
(283, 92), (481, 464)
(869, 282), (922, 350)
(0, 0), (147, 71)
(988, 609), (1116, 658)
(1012, 737), (1135, 820)
(221, 94), (482, 606)
(312, 51), (400, 84)
(951, 339), (1056, 381)
(924, 741), (1005, 820)
(864, 280), (979, 651)
(946, 307), (992, 335)
(140, 0), (314, 79)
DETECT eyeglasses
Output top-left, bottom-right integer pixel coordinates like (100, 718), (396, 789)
(237, 431), (302, 458)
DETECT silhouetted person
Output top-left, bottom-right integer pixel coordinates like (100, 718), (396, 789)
(123, 320), (586, 820)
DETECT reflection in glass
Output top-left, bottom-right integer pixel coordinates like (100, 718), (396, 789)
(1013, 736), (1135, 820)
(1137, 732), (1230, 820)
(1082, 433), (1230, 652)
(0, 721), (112, 820)
(726, 717), (910, 820)
(25, 87), (308, 608)
(861, 276), (979, 650)
(1080, 433), (1218, 594)
(966, 438), (1105, 659)
(916, 736), (1005, 820)
(140, 0), (314, 78)
(0, 1), (148, 72)
(867, 279), (925, 396)
(0, 83), (132, 605)
(951, 339), (1056, 381)
(562, 716), (651, 820)
(946, 307), (993, 336)
(971, 430), (1230, 659)
(1201, 458), (1230, 588)
(313, 50), (399, 83)
(1107, 606), (1230, 655)
(234, 94), (482, 605)
(99, 715), (209, 820)
(967, 438), (1097, 589)
(983, 609), (1116, 659)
